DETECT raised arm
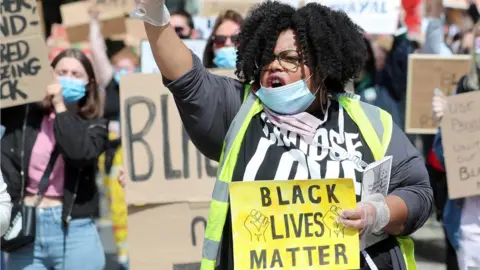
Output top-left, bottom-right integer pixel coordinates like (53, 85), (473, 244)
(88, 5), (114, 88)
(131, 1), (244, 161)
(133, 1), (192, 80)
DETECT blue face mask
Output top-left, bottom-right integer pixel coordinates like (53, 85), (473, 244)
(114, 69), (130, 84)
(58, 76), (87, 105)
(256, 76), (318, 115)
(214, 46), (237, 69)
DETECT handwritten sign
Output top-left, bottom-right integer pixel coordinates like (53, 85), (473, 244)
(229, 179), (359, 269)
(128, 202), (209, 269)
(120, 73), (222, 204)
(1, 0), (51, 108)
(441, 91), (480, 199)
(60, 1), (126, 43)
(307, 0), (401, 34)
(406, 55), (471, 134)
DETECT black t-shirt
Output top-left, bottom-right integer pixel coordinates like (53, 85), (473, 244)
(103, 78), (120, 121)
(216, 101), (397, 269)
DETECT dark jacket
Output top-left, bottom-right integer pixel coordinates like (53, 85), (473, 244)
(0, 104), (108, 224)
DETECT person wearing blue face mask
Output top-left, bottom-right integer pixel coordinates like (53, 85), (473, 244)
(136, 1), (432, 269)
(202, 10), (243, 69)
(1, 48), (107, 270)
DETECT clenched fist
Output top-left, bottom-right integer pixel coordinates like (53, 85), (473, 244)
(46, 81), (66, 113)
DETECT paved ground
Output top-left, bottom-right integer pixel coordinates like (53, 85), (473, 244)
(413, 218), (448, 270)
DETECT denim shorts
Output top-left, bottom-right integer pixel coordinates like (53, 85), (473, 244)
(5, 206), (105, 270)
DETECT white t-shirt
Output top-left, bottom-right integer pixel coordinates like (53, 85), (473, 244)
(458, 196), (480, 270)
(0, 171), (12, 236)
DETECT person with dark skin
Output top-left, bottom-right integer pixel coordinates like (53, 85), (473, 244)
(132, 1), (433, 269)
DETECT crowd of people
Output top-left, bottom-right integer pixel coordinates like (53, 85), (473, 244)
(0, 0), (479, 269)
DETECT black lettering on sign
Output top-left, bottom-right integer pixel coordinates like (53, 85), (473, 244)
(270, 215), (283, 240)
(0, 0), (39, 38)
(260, 187), (271, 207)
(292, 185), (305, 204)
(250, 249), (267, 269)
(308, 185), (321, 203)
(270, 249), (283, 268)
(124, 96), (155, 181)
(334, 243), (348, 264)
(0, 40), (42, 101)
(286, 247), (299, 267)
(271, 212), (325, 240)
(303, 246), (316, 266)
(318, 245), (329, 265)
(448, 101), (474, 115)
(459, 165), (480, 181)
(277, 186), (289, 205)
(124, 94), (217, 182)
(451, 117), (480, 133)
(326, 184), (339, 203)
(161, 94), (181, 179)
(190, 216), (207, 247)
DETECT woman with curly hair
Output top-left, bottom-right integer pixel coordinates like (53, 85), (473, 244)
(133, 1), (432, 269)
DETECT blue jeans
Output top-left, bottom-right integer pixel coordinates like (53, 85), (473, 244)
(6, 206), (105, 270)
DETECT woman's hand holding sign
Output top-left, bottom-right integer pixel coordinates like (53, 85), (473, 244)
(337, 194), (391, 237)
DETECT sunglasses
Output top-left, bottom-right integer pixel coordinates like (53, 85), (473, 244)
(174, 26), (191, 39)
(212, 35), (239, 46)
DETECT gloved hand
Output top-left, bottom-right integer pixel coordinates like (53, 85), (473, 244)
(337, 194), (390, 236)
(130, 0), (171, 27)
(432, 89), (447, 124)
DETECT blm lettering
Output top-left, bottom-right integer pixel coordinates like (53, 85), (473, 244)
(1, 0), (45, 103)
(123, 95), (218, 182)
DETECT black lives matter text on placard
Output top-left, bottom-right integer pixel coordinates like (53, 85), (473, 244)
(1, 0), (51, 108)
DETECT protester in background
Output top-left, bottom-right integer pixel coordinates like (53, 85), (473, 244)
(0, 48), (108, 270)
(171, 9), (198, 39)
(135, 1), (432, 269)
(433, 24), (480, 270)
(355, 37), (402, 126)
(89, 4), (140, 121)
(0, 171), (11, 236)
(202, 10), (243, 68)
(422, 2), (460, 269)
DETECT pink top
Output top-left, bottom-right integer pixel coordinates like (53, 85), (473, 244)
(26, 113), (65, 197)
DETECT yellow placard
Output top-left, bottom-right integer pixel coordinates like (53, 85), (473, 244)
(229, 179), (359, 270)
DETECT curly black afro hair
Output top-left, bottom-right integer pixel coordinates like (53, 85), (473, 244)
(235, 1), (367, 92)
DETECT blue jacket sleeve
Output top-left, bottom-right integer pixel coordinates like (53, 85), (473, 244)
(433, 129), (445, 168)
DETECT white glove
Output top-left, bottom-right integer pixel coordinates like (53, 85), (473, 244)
(337, 194), (390, 236)
(130, 0), (171, 27)
(432, 89), (447, 124)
